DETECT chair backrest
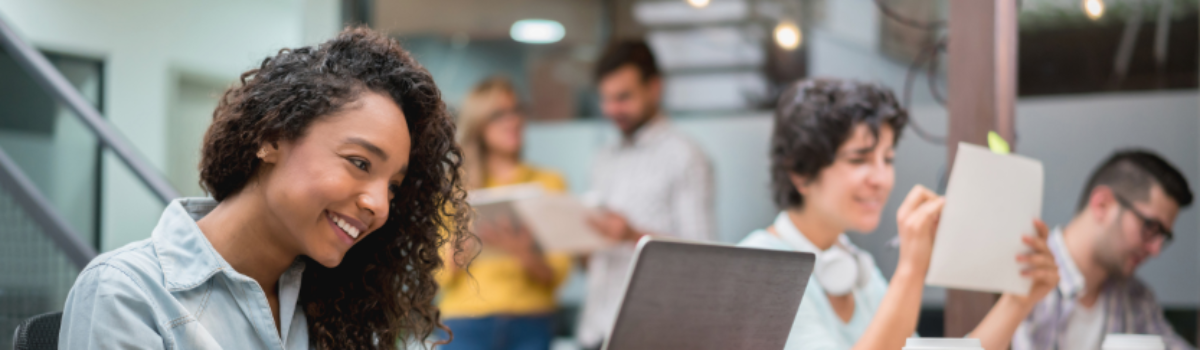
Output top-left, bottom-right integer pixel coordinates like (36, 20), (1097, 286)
(12, 312), (61, 350)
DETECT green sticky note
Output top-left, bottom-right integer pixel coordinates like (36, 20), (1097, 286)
(988, 131), (1011, 154)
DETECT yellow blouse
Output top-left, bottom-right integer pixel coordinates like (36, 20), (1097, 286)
(436, 164), (573, 318)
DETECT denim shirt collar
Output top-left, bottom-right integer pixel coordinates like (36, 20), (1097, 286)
(150, 198), (306, 291)
(151, 198), (234, 291)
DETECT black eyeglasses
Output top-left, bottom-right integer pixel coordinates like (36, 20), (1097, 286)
(1113, 194), (1173, 246)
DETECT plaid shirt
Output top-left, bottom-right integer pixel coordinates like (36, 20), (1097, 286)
(1012, 228), (1195, 350)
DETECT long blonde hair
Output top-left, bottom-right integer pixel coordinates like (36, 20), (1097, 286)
(457, 76), (521, 190)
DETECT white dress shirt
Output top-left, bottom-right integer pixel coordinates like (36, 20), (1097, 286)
(575, 115), (716, 347)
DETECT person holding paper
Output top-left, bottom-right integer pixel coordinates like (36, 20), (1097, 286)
(737, 79), (1060, 350)
(576, 40), (716, 349)
(1012, 150), (1195, 350)
(436, 76), (573, 350)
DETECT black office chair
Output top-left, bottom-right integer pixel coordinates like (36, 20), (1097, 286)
(11, 312), (61, 350)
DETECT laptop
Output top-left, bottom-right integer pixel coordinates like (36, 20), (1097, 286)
(602, 237), (816, 350)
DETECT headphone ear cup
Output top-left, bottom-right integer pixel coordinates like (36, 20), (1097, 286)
(815, 248), (859, 296)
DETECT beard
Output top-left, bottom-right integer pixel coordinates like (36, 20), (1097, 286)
(614, 103), (658, 136)
(1093, 219), (1134, 279)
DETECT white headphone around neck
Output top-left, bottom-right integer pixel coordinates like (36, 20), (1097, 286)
(772, 212), (873, 296)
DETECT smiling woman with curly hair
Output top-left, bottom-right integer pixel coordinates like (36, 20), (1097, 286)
(58, 27), (473, 349)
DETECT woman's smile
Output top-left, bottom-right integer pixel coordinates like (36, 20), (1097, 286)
(326, 210), (367, 245)
(854, 195), (884, 213)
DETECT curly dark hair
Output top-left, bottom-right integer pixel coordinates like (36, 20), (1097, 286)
(198, 27), (472, 349)
(770, 78), (909, 210)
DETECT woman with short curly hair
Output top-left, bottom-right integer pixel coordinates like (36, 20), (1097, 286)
(738, 78), (1058, 350)
(59, 27), (472, 350)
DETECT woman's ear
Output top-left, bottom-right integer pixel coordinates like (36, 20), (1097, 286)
(257, 142), (281, 164)
(789, 172), (812, 196)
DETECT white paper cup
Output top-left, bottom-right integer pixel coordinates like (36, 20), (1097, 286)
(903, 338), (984, 350)
(1102, 334), (1165, 350)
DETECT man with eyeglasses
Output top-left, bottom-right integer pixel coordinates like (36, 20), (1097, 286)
(1013, 150), (1195, 350)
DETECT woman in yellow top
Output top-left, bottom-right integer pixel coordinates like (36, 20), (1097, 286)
(438, 76), (573, 350)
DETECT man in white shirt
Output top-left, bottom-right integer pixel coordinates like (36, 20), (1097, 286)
(575, 40), (716, 349)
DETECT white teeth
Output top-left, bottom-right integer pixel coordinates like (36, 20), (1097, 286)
(330, 213), (360, 239)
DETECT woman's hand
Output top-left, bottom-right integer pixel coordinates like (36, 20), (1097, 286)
(477, 216), (556, 284)
(851, 185), (944, 350)
(478, 216), (538, 257)
(1011, 219), (1059, 305)
(894, 185), (945, 272)
(970, 220), (1060, 350)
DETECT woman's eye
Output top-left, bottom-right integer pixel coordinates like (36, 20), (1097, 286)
(847, 158), (868, 165)
(348, 158), (370, 171)
(884, 157), (895, 165)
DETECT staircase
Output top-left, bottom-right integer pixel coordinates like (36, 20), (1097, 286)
(0, 15), (179, 346)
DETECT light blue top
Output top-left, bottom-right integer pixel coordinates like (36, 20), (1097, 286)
(738, 229), (890, 350)
(59, 198), (310, 349)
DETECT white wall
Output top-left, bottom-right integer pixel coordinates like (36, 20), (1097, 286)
(166, 75), (226, 197)
(0, 0), (340, 251)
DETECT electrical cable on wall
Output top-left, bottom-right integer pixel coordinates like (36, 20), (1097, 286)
(901, 37), (948, 145)
(875, 0), (949, 146)
(875, 0), (1023, 30)
(925, 39), (947, 106)
(873, 0), (945, 30)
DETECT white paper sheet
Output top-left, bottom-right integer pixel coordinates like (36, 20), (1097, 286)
(926, 143), (1044, 295)
(514, 194), (612, 253)
(469, 185), (611, 253)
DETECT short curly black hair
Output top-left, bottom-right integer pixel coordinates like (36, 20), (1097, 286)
(770, 78), (909, 210)
(199, 27), (471, 349)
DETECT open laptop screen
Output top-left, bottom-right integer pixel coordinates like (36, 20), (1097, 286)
(604, 238), (815, 350)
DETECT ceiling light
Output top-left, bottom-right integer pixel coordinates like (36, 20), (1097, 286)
(687, 0), (710, 9)
(774, 21), (801, 51)
(510, 19), (565, 44)
(1084, 0), (1104, 20)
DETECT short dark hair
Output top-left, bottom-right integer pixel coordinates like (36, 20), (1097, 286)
(594, 40), (660, 83)
(770, 79), (909, 210)
(1076, 149), (1193, 213)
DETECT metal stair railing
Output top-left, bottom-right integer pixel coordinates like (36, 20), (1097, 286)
(0, 16), (179, 208)
(0, 146), (95, 268)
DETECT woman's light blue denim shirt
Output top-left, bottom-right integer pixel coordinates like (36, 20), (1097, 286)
(59, 198), (310, 349)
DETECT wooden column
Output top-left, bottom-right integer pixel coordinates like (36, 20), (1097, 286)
(944, 0), (1018, 337)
